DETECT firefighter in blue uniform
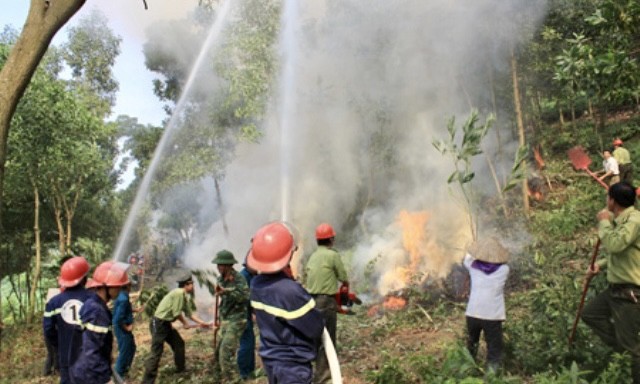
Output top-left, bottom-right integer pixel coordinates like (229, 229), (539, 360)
(113, 273), (137, 380)
(43, 256), (92, 384)
(247, 222), (325, 384)
(70, 261), (131, 384)
(237, 261), (256, 379)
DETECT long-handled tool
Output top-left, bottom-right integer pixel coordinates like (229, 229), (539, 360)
(212, 292), (221, 361)
(568, 238), (601, 346)
(567, 146), (609, 190)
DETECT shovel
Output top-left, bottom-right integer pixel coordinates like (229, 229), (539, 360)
(568, 238), (601, 346)
(567, 146), (609, 190)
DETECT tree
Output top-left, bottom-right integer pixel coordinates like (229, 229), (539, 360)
(0, 0), (86, 229)
(62, 9), (122, 119)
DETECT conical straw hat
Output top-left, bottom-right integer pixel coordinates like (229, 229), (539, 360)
(467, 237), (509, 264)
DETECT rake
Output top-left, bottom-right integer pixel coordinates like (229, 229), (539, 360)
(567, 146), (609, 190)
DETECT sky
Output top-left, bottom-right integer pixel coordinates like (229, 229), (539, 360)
(0, 0), (198, 127)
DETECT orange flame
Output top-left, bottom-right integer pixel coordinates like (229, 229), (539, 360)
(397, 210), (430, 279)
(383, 296), (407, 310)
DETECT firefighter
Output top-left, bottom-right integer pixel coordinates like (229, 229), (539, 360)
(142, 272), (212, 384)
(598, 150), (620, 186)
(237, 260), (256, 380)
(583, 181), (640, 384)
(613, 138), (634, 183)
(69, 261), (130, 384)
(113, 275), (137, 380)
(303, 223), (348, 384)
(43, 256), (93, 384)
(247, 222), (324, 384)
(211, 249), (250, 384)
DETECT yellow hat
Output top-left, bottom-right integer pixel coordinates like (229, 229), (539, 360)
(467, 237), (509, 264)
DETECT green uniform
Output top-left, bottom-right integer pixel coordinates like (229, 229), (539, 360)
(583, 207), (640, 384)
(213, 270), (249, 384)
(304, 246), (348, 295)
(613, 147), (634, 182)
(143, 288), (194, 384)
(304, 246), (348, 384)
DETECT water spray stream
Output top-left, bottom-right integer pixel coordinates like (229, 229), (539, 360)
(112, 0), (234, 261)
(278, 0), (299, 223)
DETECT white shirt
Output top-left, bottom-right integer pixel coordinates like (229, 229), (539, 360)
(463, 253), (509, 321)
(603, 157), (619, 175)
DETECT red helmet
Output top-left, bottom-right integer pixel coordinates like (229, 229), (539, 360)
(247, 222), (296, 274)
(86, 261), (130, 288)
(315, 223), (336, 240)
(613, 138), (623, 146)
(58, 256), (90, 288)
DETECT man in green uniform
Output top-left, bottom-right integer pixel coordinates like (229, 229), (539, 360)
(304, 223), (349, 384)
(582, 181), (640, 384)
(613, 138), (634, 183)
(142, 272), (211, 384)
(211, 250), (249, 384)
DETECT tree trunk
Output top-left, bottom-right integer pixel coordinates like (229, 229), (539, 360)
(510, 47), (529, 214)
(213, 177), (229, 237)
(0, 0), (86, 229)
(27, 184), (41, 324)
(52, 197), (66, 254)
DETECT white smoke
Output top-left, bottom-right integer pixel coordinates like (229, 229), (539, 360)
(127, 0), (548, 297)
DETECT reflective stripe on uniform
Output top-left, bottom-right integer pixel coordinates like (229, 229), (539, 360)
(43, 308), (62, 317)
(83, 322), (111, 334)
(250, 298), (316, 320)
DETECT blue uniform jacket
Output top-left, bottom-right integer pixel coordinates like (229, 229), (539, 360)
(241, 267), (254, 323)
(70, 292), (113, 384)
(250, 272), (324, 363)
(43, 287), (93, 371)
(112, 290), (134, 336)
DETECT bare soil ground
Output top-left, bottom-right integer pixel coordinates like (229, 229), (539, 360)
(0, 299), (465, 384)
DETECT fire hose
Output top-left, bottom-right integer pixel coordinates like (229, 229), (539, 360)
(323, 327), (342, 384)
(568, 238), (601, 346)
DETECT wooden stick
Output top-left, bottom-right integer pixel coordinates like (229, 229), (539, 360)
(569, 239), (601, 346)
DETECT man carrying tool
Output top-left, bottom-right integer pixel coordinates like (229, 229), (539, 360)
(598, 150), (620, 186)
(211, 249), (249, 384)
(613, 138), (634, 183)
(582, 181), (640, 384)
(248, 222), (325, 384)
(43, 256), (93, 384)
(142, 272), (212, 384)
(304, 223), (349, 384)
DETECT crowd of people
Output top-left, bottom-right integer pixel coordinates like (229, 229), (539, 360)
(40, 139), (640, 383)
(42, 221), (349, 384)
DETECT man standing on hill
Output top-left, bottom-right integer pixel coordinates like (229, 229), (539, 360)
(583, 181), (640, 384)
(211, 249), (249, 384)
(613, 138), (633, 183)
(43, 256), (93, 384)
(304, 223), (349, 384)
(598, 150), (620, 186)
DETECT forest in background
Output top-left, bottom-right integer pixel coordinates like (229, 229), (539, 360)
(0, 0), (639, 382)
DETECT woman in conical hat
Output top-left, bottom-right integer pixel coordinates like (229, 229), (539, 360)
(463, 236), (510, 373)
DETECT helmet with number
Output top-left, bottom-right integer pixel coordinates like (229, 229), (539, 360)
(315, 223), (336, 240)
(58, 256), (90, 288)
(86, 261), (130, 288)
(247, 222), (296, 274)
(613, 138), (623, 146)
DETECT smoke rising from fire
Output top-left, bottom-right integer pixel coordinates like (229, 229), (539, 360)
(133, 0), (548, 296)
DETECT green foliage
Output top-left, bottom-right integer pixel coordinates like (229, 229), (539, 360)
(138, 284), (170, 318)
(63, 9), (122, 118)
(432, 110), (494, 239)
